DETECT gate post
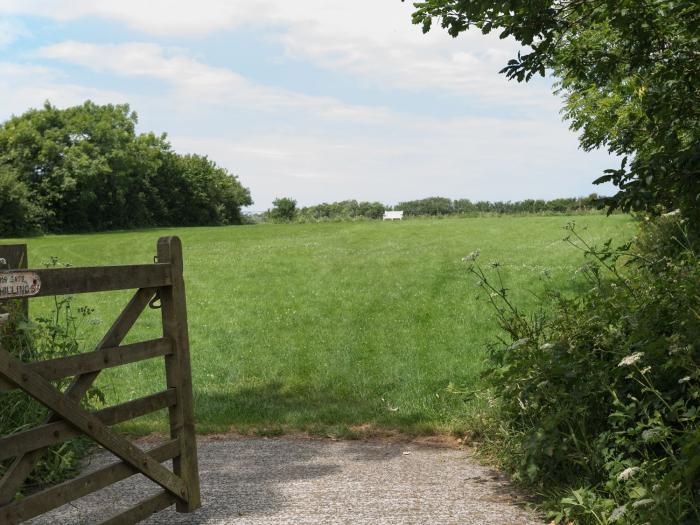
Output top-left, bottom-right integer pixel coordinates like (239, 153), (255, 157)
(157, 236), (201, 512)
(0, 244), (28, 320)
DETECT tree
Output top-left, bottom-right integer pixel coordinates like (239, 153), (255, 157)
(157, 153), (252, 226)
(0, 165), (41, 237)
(395, 196), (453, 215)
(270, 197), (298, 222)
(408, 1), (700, 226)
(0, 101), (253, 233)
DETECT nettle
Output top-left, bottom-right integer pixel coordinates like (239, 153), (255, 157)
(466, 218), (700, 524)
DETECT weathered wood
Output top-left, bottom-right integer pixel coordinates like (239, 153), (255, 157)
(0, 238), (200, 524)
(0, 440), (180, 524)
(0, 338), (172, 393)
(0, 348), (189, 503)
(10, 264), (171, 297)
(0, 389), (177, 461)
(0, 287), (156, 505)
(158, 236), (201, 513)
(0, 246), (27, 269)
(0, 244), (28, 319)
(98, 491), (177, 525)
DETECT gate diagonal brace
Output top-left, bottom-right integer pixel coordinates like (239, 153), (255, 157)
(0, 287), (155, 505)
(0, 346), (189, 505)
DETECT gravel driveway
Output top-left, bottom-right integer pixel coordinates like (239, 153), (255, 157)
(29, 437), (543, 524)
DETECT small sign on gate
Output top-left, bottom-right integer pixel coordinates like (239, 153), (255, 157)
(0, 271), (41, 299)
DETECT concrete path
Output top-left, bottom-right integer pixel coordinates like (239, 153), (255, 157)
(30, 437), (543, 524)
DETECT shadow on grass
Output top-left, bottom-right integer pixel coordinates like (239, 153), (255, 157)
(193, 380), (453, 436)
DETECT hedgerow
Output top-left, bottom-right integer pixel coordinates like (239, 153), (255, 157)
(467, 215), (699, 524)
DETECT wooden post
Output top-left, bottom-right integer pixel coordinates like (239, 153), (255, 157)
(0, 244), (28, 320)
(157, 236), (201, 512)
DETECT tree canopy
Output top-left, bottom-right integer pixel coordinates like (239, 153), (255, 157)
(408, 1), (700, 225)
(269, 197), (298, 222)
(0, 101), (252, 235)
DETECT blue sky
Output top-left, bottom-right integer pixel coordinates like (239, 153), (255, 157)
(0, 1), (615, 210)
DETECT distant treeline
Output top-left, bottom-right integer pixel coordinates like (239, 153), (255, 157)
(296, 200), (387, 221)
(0, 101), (252, 236)
(394, 195), (602, 216)
(262, 195), (603, 223)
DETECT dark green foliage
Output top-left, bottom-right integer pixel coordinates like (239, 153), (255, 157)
(295, 200), (387, 222)
(409, 0), (700, 229)
(397, 194), (600, 216)
(156, 153), (253, 226)
(0, 165), (42, 237)
(396, 196), (453, 216)
(0, 101), (252, 234)
(468, 217), (700, 524)
(268, 195), (601, 223)
(268, 197), (298, 222)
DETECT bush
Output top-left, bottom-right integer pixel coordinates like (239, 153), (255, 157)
(0, 262), (103, 493)
(467, 217), (700, 524)
(269, 197), (297, 222)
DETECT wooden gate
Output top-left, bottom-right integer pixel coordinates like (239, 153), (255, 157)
(0, 237), (201, 524)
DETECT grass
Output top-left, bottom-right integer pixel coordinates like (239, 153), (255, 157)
(4, 215), (634, 437)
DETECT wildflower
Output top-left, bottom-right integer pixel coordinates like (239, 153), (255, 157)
(617, 352), (644, 367)
(642, 428), (662, 443)
(678, 376), (691, 384)
(632, 499), (655, 508)
(508, 338), (530, 351)
(617, 467), (640, 481)
(462, 249), (480, 261)
(640, 366), (651, 374)
(609, 505), (627, 522)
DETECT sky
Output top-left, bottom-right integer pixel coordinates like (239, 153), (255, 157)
(0, 1), (615, 210)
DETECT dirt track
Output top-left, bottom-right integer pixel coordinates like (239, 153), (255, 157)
(30, 437), (543, 524)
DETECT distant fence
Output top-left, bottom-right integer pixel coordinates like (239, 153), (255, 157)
(0, 237), (201, 524)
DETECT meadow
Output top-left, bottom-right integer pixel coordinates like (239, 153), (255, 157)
(5, 215), (633, 437)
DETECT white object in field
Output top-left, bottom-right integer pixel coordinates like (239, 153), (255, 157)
(383, 211), (404, 221)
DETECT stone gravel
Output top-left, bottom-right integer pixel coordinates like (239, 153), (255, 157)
(29, 437), (543, 524)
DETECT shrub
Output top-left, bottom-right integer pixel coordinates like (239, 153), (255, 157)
(467, 217), (700, 524)
(269, 197), (298, 222)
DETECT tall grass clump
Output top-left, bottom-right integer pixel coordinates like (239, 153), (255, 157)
(468, 215), (700, 524)
(0, 259), (103, 494)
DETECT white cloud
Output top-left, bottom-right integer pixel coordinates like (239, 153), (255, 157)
(37, 41), (391, 123)
(0, 54), (612, 209)
(0, 61), (128, 117)
(0, 17), (26, 48)
(171, 112), (613, 210)
(0, 1), (615, 208)
(3, 1), (551, 108)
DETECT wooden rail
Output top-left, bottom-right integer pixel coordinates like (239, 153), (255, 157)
(0, 237), (201, 524)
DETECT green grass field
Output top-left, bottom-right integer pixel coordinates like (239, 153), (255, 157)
(5, 215), (633, 437)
